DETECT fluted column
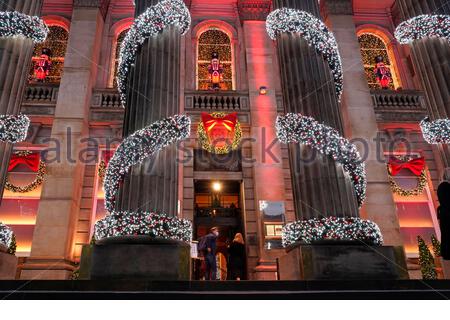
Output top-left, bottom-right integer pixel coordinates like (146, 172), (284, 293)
(117, 0), (182, 215)
(0, 1), (43, 200)
(394, 0), (450, 174)
(273, 0), (359, 218)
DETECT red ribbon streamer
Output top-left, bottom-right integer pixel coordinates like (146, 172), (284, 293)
(8, 153), (40, 172)
(389, 157), (425, 176)
(201, 112), (237, 133)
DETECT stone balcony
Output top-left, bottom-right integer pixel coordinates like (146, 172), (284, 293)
(21, 83), (59, 116)
(371, 89), (428, 122)
(184, 90), (250, 112)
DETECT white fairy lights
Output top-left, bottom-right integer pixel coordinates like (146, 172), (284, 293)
(266, 8), (344, 101)
(0, 114), (30, 143)
(420, 117), (450, 144)
(276, 113), (366, 207)
(0, 11), (48, 43)
(282, 217), (384, 247)
(117, 0), (191, 106)
(395, 14), (450, 44)
(0, 222), (13, 250)
(96, 115), (192, 242)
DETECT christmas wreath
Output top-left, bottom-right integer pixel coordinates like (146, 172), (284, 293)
(197, 112), (242, 154)
(387, 155), (427, 197)
(4, 151), (46, 193)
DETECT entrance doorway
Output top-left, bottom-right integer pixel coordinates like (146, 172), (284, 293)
(193, 180), (246, 280)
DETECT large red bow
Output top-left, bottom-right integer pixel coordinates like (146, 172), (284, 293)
(389, 157), (425, 176)
(8, 153), (40, 172)
(201, 112), (237, 133)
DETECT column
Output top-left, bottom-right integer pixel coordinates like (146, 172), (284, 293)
(116, 0), (182, 215)
(0, 1), (43, 200)
(20, 0), (107, 279)
(273, 0), (359, 219)
(394, 0), (450, 176)
(321, 0), (403, 246)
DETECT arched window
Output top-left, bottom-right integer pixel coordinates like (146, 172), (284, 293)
(29, 25), (69, 83)
(197, 28), (233, 91)
(110, 28), (129, 88)
(358, 33), (400, 90)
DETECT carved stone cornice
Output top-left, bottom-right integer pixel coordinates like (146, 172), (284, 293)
(73, 0), (110, 18)
(321, 0), (353, 19)
(238, 0), (271, 22)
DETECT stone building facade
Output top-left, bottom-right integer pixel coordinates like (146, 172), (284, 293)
(0, 0), (448, 280)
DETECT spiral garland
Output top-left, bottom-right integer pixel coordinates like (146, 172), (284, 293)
(276, 113), (366, 207)
(0, 222), (14, 251)
(282, 217), (383, 247)
(0, 114), (30, 143)
(116, 0), (191, 107)
(96, 115), (192, 242)
(420, 117), (450, 144)
(266, 8), (343, 101)
(395, 14), (450, 44)
(0, 11), (48, 43)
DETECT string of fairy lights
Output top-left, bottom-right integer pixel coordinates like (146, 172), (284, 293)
(0, 222), (13, 250)
(0, 114), (30, 144)
(266, 8), (344, 101)
(0, 10), (48, 43)
(276, 113), (367, 208)
(420, 117), (450, 144)
(96, 115), (192, 242)
(116, 0), (191, 107)
(282, 217), (384, 247)
(395, 14), (450, 44)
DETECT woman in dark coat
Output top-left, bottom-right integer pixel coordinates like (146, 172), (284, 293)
(437, 181), (450, 260)
(228, 233), (246, 280)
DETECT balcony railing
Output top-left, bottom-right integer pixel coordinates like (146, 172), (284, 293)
(91, 88), (122, 108)
(185, 90), (249, 111)
(23, 83), (59, 104)
(371, 89), (428, 122)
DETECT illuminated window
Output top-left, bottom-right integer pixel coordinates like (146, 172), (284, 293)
(29, 25), (68, 83)
(358, 33), (399, 89)
(388, 154), (439, 257)
(197, 29), (234, 91)
(110, 28), (129, 88)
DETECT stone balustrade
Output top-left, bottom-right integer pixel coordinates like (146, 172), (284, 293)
(185, 90), (250, 111)
(91, 88), (122, 108)
(23, 83), (59, 104)
(371, 89), (428, 122)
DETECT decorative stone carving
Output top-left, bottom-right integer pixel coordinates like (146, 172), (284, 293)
(238, 0), (271, 21)
(320, 0), (353, 19)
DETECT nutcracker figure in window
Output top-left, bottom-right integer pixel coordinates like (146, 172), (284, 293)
(208, 52), (224, 91)
(33, 48), (52, 82)
(373, 55), (392, 89)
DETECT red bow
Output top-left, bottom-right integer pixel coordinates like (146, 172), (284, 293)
(201, 113), (237, 133)
(8, 153), (40, 172)
(389, 157), (425, 176)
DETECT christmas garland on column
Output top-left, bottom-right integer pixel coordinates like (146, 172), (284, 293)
(266, 8), (344, 101)
(420, 117), (450, 144)
(0, 114), (30, 143)
(116, 0), (191, 107)
(95, 115), (192, 242)
(282, 217), (383, 247)
(276, 113), (366, 207)
(0, 11), (48, 43)
(4, 151), (46, 193)
(0, 222), (14, 253)
(395, 14), (450, 44)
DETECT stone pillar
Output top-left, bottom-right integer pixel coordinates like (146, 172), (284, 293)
(20, 0), (107, 279)
(394, 0), (450, 175)
(116, 0), (182, 215)
(321, 0), (403, 246)
(239, 0), (287, 280)
(0, 0), (43, 200)
(272, 0), (359, 219)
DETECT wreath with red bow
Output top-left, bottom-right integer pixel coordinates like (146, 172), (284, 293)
(5, 151), (46, 193)
(387, 155), (427, 196)
(197, 112), (242, 154)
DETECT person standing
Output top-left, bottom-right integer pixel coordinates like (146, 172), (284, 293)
(204, 227), (219, 280)
(228, 233), (246, 280)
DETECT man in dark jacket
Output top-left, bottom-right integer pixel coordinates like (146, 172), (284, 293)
(204, 227), (219, 280)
